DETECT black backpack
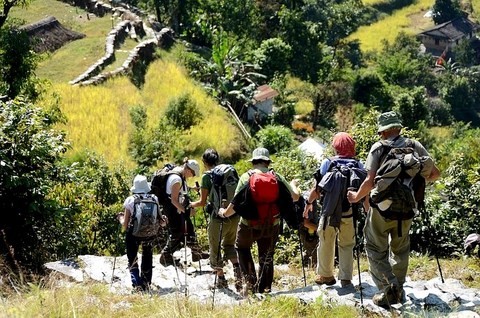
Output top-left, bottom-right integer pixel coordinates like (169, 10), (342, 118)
(130, 194), (161, 238)
(206, 164), (239, 216)
(150, 163), (180, 206)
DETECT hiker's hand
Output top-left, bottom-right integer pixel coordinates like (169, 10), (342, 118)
(347, 190), (358, 203)
(303, 203), (312, 218)
(218, 208), (226, 218)
(117, 212), (124, 225)
(160, 215), (168, 226)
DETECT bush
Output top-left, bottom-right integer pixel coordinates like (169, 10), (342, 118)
(0, 98), (69, 272)
(165, 93), (202, 130)
(255, 125), (296, 155)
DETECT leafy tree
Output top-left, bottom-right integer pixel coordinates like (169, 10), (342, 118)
(453, 38), (480, 67)
(255, 125), (296, 154)
(439, 74), (480, 125)
(0, 0), (30, 29)
(253, 37), (292, 79)
(351, 70), (394, 111)
(432, 0), (463, 25)
(0, 25), (40, 101)
(0, 98), (69, 272)
(165, 93), (202, 130)
(393, 86), (430, 129)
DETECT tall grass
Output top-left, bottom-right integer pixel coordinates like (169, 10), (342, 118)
(42, 58), (245, 166)
(350, 0), (435, 52)
(0, 281), (358, 318)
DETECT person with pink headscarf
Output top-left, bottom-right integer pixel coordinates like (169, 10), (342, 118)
(304, 132), (365, 288)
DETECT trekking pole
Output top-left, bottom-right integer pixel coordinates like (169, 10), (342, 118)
(297, 228), (307, 287)
(110, 214), (123, 286)
(351, 201), (364, 307)
(421, 203), (444, 283)
(212, 218), (224, 309)
(182, 213), (189, 297)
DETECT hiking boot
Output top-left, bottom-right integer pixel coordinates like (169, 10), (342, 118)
(372, 284), (402, 308)
(314, 275), (336, 286)
(215, 275), (229, 289)
(159, 253), (177, 266)
(341, 280), (352, 288)
(233, 265), (242, 292)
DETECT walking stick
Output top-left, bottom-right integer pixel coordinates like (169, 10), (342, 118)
(420, 202), (444, 283)
(182, 213), (189, 297)
(212, 218), (224, 309)
(351, 202), (364, 307)
(297, 228), (307, 287)
(111, 214), (123, 286)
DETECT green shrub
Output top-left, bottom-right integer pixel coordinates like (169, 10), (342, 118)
(255, 125), (296, 154)
(165, 93), (202, 130)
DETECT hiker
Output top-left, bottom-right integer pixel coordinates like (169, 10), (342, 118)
(190, 148), (242, 290)
(347, 111), (440, 307)
(219, 147), (300, 296)
(296, 192), (319, 268)
(159, 158), (204, 266)
(122, 174), (165, 291)
(304, 132), (366, 288)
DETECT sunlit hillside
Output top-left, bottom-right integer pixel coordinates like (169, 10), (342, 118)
(12, 0), (246, 166)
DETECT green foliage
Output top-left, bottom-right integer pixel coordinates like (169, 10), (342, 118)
(253, 38), (292, 79)
(165, 93), (202, 130)
(439, 73), (480, 126)
(432, 0), (463, 25)
(128, 107), (182, 171)
(0, 98), (70, 271)
(0, 25), (41, 101)
(255, 125), (296, 155)
(393, 86), (429, 130)
(352, 70), (394, 112)
(350, 109), (380, 160)
(453, 39), (480, 67)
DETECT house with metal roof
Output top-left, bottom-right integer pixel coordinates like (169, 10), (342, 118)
(247, 84), (279, 122)
(417, 17), (480, 57)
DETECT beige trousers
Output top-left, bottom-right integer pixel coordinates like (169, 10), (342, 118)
(316, 214), (355, 280)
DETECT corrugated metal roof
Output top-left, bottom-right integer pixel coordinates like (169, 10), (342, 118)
(419, 17), (480, 41)
(253, 85), (279, 103)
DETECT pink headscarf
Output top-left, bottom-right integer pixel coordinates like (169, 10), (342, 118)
(332, 132), (356, 158)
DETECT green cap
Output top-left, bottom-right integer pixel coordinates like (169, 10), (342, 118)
(377, 111), (403, 132)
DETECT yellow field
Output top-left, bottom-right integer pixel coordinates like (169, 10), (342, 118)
(43, 59), (245, 166)
(351, 0), (435, 52)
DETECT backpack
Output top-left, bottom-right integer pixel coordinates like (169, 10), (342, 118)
(150, 163), (180, 206)
(207, 164), (239, 217)
(130, 194), (161, 238)
(370, 138), (434, 236)
(315, 158), (367, 228)
(247, 170), (280, 227)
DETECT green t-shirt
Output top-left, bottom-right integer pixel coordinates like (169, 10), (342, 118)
(200, 171), (213, 202)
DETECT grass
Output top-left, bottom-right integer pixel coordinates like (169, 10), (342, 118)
(350, 0), (435, 53)
(1, 255), (478, 317)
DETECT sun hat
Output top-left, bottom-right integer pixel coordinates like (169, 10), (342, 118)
(377, 111), (403, 132)
(186, 159), (200, 177)
(130, 175), (151, 193)
(248, 147), (271, 162)
(332, 132), (356, 157)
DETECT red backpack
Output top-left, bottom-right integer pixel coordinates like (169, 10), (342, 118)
(248, 170), (280, 227)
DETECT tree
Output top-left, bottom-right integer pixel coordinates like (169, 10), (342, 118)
(0, 26), (40, 100)
(0, 98), (70, 272)
(453, 38), (480, 67)
(253, 37), (292, 79)
(0, 0), (31, 29)
(432, 0), (463, 25)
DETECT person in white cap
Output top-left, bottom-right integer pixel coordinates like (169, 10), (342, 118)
(122, 174), (162, 291)
(160, 158), (205, 266)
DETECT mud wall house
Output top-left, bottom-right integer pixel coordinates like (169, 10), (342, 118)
(417, 17), (480, 57)
(247, 85), (279, 122)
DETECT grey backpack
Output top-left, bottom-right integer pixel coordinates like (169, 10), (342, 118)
(130, 194), (160, 238)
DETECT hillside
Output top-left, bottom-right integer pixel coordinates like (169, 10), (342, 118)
(11, 0), (246, 166)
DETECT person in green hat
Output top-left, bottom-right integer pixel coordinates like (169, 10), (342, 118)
(347, 111), (440, 308)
